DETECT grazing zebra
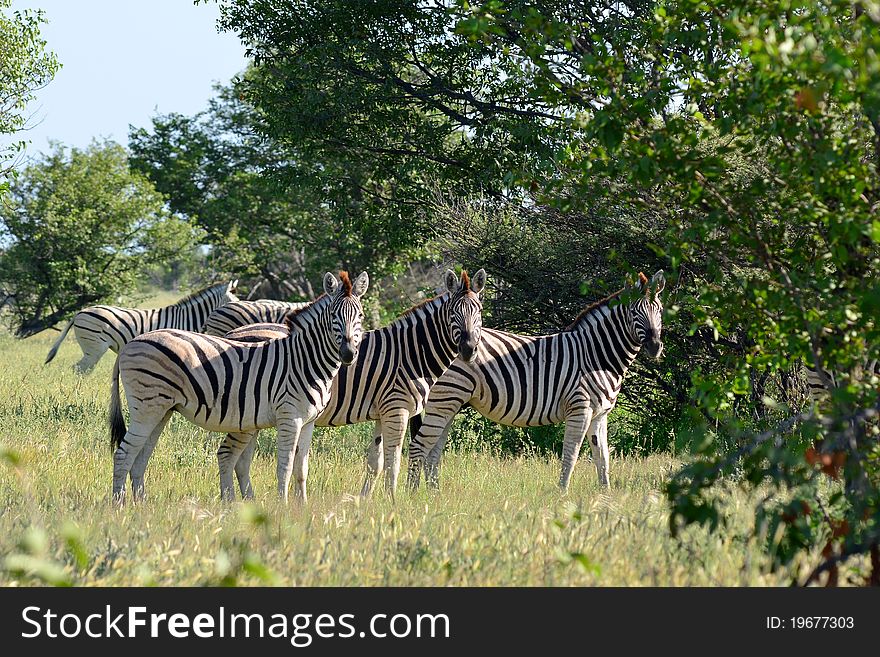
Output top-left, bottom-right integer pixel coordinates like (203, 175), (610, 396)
(408, 270), (666, 492)
(203, 299), (310, 337)
(219, 269), (487, 500)
(108, 271), (369, 503)
(45, 281), (239, 373)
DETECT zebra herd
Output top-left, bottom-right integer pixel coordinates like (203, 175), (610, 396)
(45, 280), (240, 372)
(46, 267), (669, 503)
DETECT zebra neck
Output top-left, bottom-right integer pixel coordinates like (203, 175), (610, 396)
(407, 297), (459, 379)
(171, 290), (218, 331)
(286, 295), (341, 383)
(285, 294), (332, 332)
(573, 303), (641, 378)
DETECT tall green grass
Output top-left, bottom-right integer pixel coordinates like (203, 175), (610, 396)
(0, 297), (801, 586)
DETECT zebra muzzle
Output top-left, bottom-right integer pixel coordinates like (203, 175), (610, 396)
(459, 340), (476, 362)
(340, 343), (357, 366)
(644, 340), (664, 359)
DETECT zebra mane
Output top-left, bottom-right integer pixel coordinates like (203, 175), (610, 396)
(282, 293), (330, 332)
(173, 282), (228, 307)
(339, 271), (353, 297)
(564, 287), (626, 332)
(395, 294), (446, 320)
(564, 272), (652, 332)
(393, 271), (474, 321)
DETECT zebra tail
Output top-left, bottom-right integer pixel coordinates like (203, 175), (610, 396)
(44, 317), (75, 364)
(109, 356), (126, 452)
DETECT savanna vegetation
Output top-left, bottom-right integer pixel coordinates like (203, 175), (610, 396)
(0, 319), (810, 586)
(1, 1), (878, 585)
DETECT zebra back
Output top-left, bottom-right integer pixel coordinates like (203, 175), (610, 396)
(203, 299), (310, 337)
(72, 281), (238, 352)
(114, 273), (367, 438)
(224, 322), (289, 343)
(224, 270), (486, 428)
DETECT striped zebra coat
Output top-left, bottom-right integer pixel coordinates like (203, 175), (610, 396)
(203, 299), (310, 337)
(108, 271), (369, 503)
(408, 270), (666, 492)
(220, 269), (487, 500)
(45, 281), (239, 373)
(805, 360), (880, 407)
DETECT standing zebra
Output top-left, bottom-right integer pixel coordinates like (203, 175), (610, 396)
(408, 270), (666, 492)
(203, 299), (310, 337)
(219, 269), (487, 500)
(108, 271), (369, 503)
(45, 281), (239, 373)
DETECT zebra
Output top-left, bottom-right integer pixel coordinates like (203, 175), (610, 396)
(203, 299), (310, 337)
(218, 269), (487, 501)
(107, 271), (369, 503)
(407, 270), (666, 492)
(45, 281), (240, 373)
(805, 360), (880, 407)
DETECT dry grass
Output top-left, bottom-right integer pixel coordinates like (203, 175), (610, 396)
(0, 293), (791, 586)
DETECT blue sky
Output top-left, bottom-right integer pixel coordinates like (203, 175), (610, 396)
(8, 0), (247, 156)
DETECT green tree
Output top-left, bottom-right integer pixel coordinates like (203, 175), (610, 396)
(209, 0), (692, 440)
(215, 0), (880, 582)
(0, 0), (59, 186)
(451, 0), (880, 584)
(0, 141), (199, 336)
(129, 83), (429, 299)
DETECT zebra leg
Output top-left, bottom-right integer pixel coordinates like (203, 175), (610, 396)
(360, 421), (385, 498)
(381, 409), (410, 498)
(74, 338), (108, 374)
(424, 424), (453, 490)
(217, 431), (257, 502)
(233, 433), (259, 500)
(293, 422), (316, 503)
(275, 414), (304, 502)
(408, 391), (467, 490)
(129, 410), (172, 502)
(218, 431), (256, 501)
(587, 413), (611, 488)
(112, 413), (166, 503)
(559, 411), (592, 492)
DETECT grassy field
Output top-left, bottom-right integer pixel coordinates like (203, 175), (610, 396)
(0, 294), (800, 586)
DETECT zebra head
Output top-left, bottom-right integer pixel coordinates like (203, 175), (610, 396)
(629, 270), (665, 359)
(324, 271), (369, 366)
(223, 279), (240, 305)
(444, 268), (486, 362)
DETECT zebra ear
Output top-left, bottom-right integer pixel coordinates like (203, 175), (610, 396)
(470, 268), (487, 295)
(229, 279), (239, 291)
(352, 271), (370, 297)
(444, 269), (458, 295)
(651, 270), (666, 296)
(651, 269), (666, 294)
(323, 272), (339, 296)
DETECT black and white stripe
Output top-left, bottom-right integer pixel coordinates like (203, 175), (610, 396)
(45, 281), (239, 372)
(408, 270), (666, 491)
(203, 299), (310, 337)
(107, 271), (369, 503)
(805, 359), (880, 406)
(220, 269), (487, 499)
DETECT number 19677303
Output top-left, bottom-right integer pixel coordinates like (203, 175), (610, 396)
(766, 617), (854, 629)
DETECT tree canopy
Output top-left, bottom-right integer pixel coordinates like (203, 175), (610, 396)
(0, 141), (198, 336)
(0, 0), (59, 188)
(128, 83), (433, 300)
(208, 0), (880, 584)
